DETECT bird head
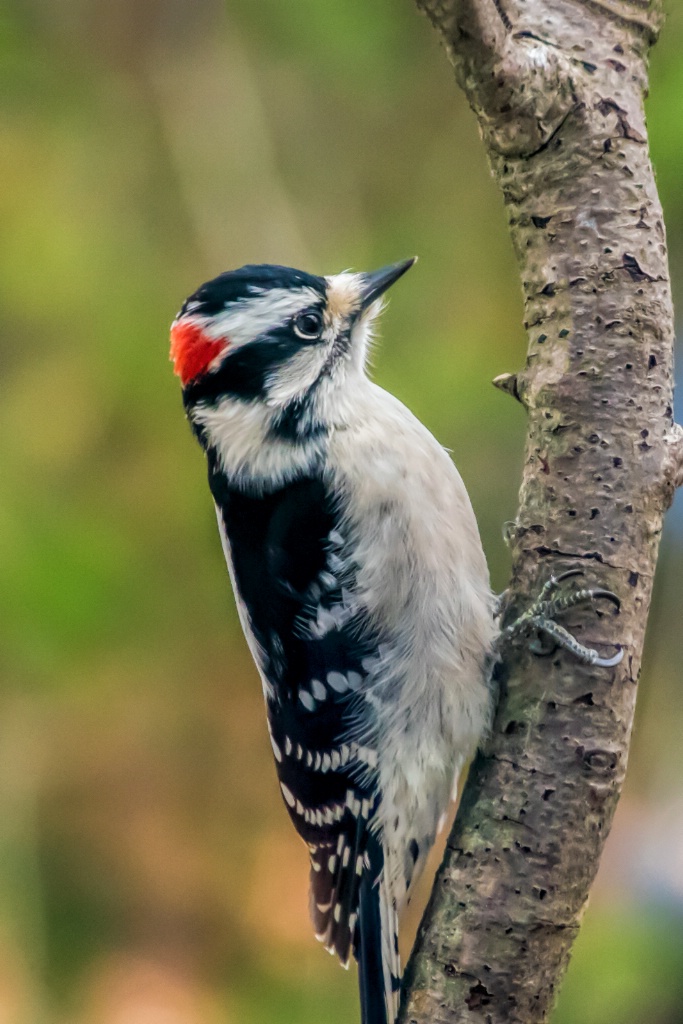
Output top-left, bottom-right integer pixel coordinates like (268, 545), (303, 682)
(170, 259), (416, 417)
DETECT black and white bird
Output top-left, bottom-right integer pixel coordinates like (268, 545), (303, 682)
(170, 259), (497, 1024)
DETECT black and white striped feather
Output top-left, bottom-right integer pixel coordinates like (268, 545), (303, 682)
(211, 459), (401, 1023)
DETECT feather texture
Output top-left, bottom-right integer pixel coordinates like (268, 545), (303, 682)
(173, 263), (497, 1024)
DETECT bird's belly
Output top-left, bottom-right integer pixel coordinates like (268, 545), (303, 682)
(373, 646), (491, 905)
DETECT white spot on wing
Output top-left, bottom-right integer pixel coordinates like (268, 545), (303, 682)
(311, 678), (327, 701)
(280, 783), (295, 808)
(269, 733), (282, 762)
(299, 690), (316, 711)
(328, 553), (345, 574)
(357, 745), (378, 768)
(327, 671), (348, 693)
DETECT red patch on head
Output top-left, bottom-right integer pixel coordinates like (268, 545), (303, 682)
(170, 320), (228, 386)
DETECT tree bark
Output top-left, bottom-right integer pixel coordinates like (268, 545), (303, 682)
(400, 2), (683, 1022)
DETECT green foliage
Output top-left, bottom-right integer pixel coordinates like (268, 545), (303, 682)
(555, 907), (683, 1024)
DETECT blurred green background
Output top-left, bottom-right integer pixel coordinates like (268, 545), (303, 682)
(1, 2), (683, 1022)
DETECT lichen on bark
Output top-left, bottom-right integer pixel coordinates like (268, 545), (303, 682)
(399, 1), (679, 1022)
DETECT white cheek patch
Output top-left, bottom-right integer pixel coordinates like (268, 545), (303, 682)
(200, 287), (322, 347)
(192, 396), (323, 488)
(265, 343), (333, 406)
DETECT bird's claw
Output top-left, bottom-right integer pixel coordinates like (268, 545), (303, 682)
(502, 570), (623, 668)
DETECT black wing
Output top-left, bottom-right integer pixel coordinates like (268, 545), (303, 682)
(211, 465), (382, 967)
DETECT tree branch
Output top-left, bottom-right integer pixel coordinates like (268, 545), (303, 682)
(572, 0), (662, 41)
(419, 0), (510, 57)
(400, 1), (675, 1021)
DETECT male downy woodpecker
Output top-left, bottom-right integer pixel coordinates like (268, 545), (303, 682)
(170, 259), (497, 1024)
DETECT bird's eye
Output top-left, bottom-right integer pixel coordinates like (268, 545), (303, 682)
(293, 309), (324, 341)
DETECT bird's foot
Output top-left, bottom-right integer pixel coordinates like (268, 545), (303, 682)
(501, 569), (623, 668)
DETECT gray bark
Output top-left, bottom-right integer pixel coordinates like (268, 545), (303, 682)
(400, 2), (682, 1022)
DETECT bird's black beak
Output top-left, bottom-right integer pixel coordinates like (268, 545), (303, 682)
(358, 258), (417, 312)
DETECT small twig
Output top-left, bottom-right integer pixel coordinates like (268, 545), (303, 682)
(417, 0), (510, 63)
(663, 424), (683, 490)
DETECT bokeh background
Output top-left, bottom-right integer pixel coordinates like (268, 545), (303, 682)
(2, 2), (683, 1022)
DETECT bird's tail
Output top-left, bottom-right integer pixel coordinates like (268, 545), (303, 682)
(356, 865), (401, 1024)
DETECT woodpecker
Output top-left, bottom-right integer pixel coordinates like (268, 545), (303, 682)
(170, 258), (498, 1024)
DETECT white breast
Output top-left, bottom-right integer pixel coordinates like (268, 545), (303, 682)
(325, 380), (497, 899)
